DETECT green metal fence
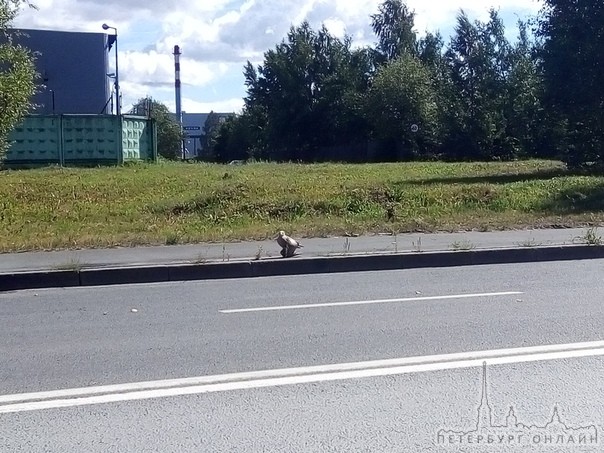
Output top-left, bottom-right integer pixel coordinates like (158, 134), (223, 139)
(5, 114), (157, 167)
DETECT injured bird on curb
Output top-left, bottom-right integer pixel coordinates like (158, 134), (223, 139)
(276, 230), (303, 258)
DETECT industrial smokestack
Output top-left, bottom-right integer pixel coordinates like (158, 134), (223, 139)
(173, 45), (184, 158)
(173, 45), (182, 124)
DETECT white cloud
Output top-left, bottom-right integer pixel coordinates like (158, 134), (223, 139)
(118, 54), (233, 111)
(323, 18), (347, 39)
(180, 97), (245, 114)
(118, 51), (229, 87)
(407, 0), (542, 33)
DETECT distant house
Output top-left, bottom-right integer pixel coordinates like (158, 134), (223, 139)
(6, 28), (111, 115)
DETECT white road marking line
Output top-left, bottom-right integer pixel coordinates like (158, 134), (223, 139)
(1, 340), (604, 414)
(219, 291), (524, 313)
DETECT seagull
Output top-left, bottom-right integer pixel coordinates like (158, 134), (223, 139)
(276, 230), (303, 258)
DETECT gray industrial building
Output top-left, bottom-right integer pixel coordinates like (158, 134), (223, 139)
(181, 112), (232, 159)
(7, 28), (111, 115)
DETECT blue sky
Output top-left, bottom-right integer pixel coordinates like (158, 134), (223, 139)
(13, 0), (544, 114)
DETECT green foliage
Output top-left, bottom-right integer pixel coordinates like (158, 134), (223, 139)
(131, 97), (184, 160)
(365, 54), (440, 160)
(504, 21), (545, 158)
(219, 21), (372, 161)
(214, 0), (604, 165)
(212, 113), (256, 162)
(371, 0), (418, 62)
(0, 0), (38, 161)
(418, 32), (444, 69)
(537, 0), (604, 168)
(200, 110), (221, 159)
(443, 9), (512, 159)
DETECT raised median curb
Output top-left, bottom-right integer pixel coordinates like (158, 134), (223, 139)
(1, 244), (604, 292)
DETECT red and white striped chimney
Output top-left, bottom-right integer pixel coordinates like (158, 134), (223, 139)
(173, 45), (182, 128)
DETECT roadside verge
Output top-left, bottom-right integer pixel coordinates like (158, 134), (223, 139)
(1, 244), (604, 292)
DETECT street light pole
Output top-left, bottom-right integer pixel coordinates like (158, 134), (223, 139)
(102, 23), (120, 116)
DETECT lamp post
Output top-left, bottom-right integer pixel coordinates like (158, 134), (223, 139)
(102, 23), (120, 116)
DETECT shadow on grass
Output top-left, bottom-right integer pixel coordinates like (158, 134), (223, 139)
(405, 168), (570, 186)
(540, 185), (604, 214)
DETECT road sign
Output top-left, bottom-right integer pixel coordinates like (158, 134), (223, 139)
(183, 126), (201, 131)
(411, 124), (419, 133)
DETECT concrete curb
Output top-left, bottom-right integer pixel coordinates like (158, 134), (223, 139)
(1, 244), (604, 292)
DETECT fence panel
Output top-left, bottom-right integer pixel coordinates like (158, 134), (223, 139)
(5, 114), (156, 167)
(122, 115), (157, 161)
(61, 115), (120, 165)
(4, 116), (61, 166)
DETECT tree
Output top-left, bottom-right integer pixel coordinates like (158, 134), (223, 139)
(365, 53), (439, 160)
(371, 0), (418, 63)
(503, 21), (545, 157)
(418, 31), (444, 70)
(0, 0), (38, 161)
(234, 22), (372, 161)
(200, 110), (221, 157)
(130, 97), (184, 160)
(537, 0), (604, 167)
(212, 114), (255, 162)
(443, 9), (512, 159)
(416, 31), (456, 157)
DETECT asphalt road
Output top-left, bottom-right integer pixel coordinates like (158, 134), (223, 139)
(1, 260), (603, 451)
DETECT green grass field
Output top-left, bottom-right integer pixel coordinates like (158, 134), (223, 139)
(1, 159), (603, 252)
